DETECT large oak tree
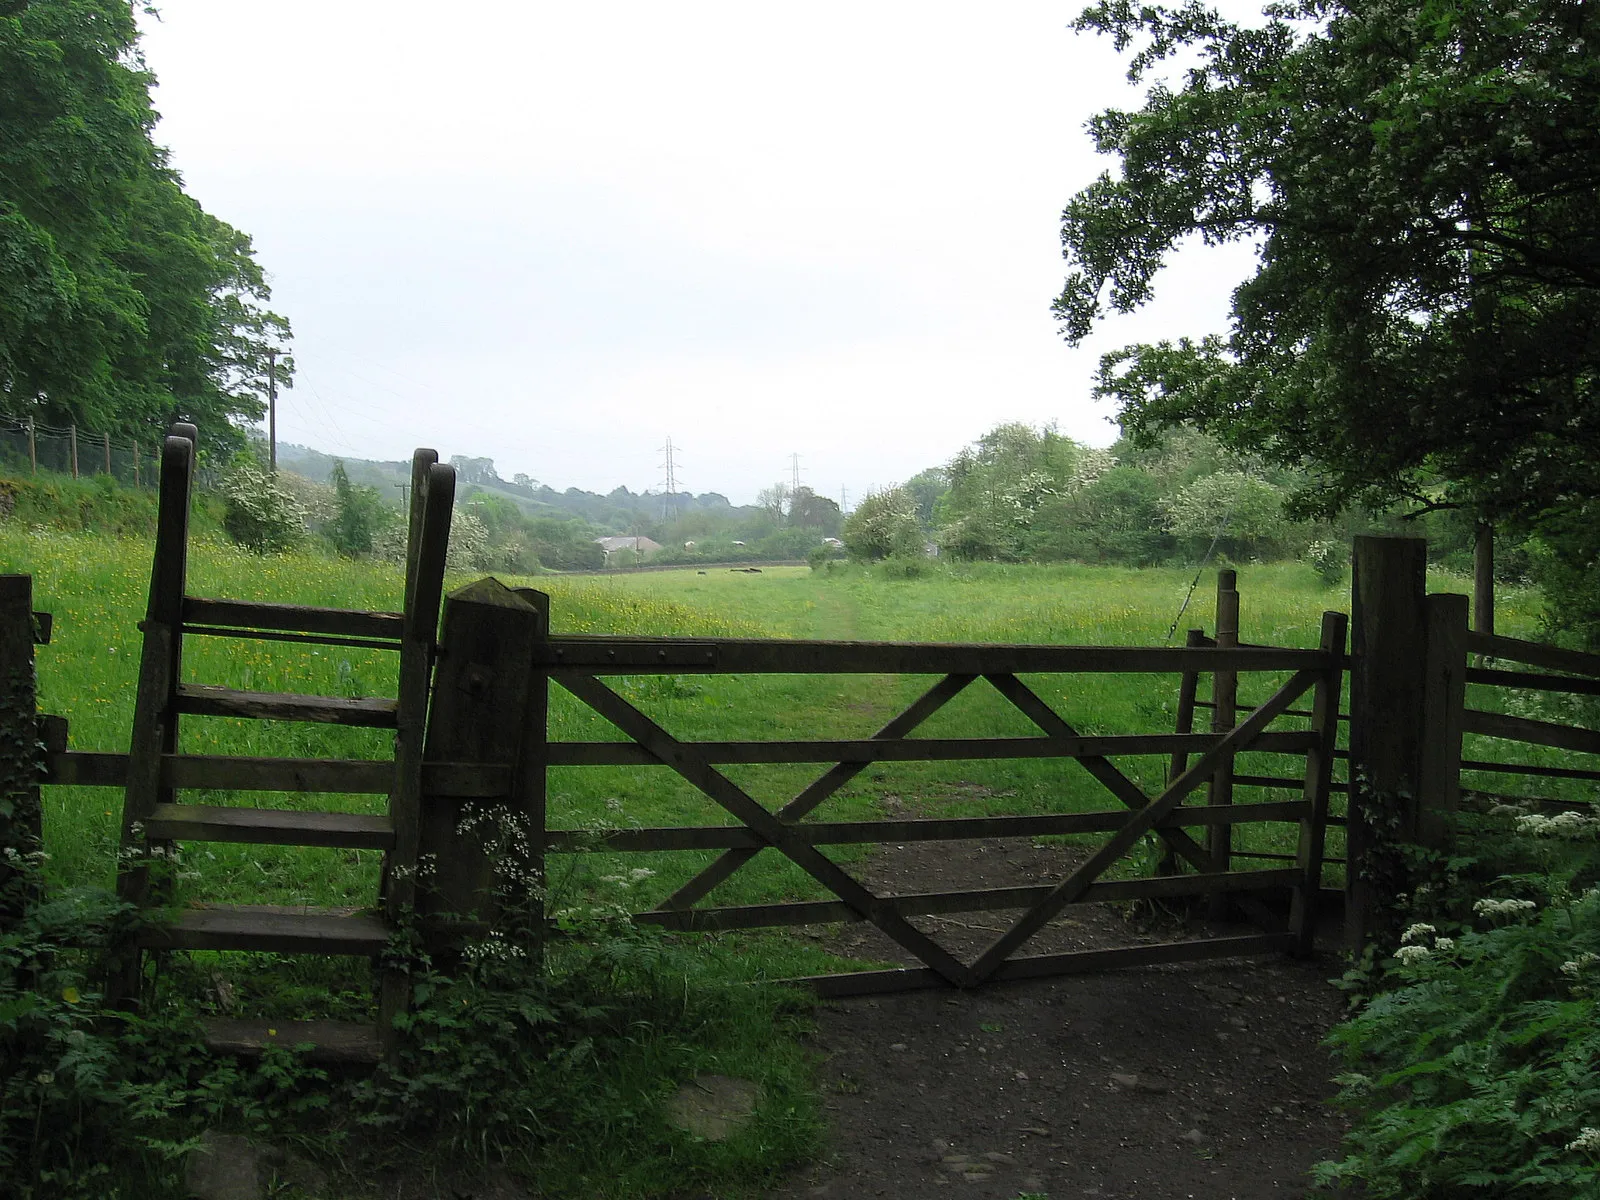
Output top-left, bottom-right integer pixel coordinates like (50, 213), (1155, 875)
(1056, 0), (1598, 539)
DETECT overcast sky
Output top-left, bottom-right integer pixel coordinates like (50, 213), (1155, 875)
(136, 2), (1257, 507)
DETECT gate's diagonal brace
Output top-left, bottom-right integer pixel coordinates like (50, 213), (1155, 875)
(659, 673), (976, 910)
(968, 668), (1321, 983)
(984, 673), (1213, 874)
(558, 673), (976, 988)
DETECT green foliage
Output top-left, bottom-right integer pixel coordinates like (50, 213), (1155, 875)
(1057, 0), (1600, 646)
(934, 423), (1105, 561)
(1159, 470), (1298, 560)
(1026, 464), (1174, 565)
(1058, 0), (1600, 528)
(840, 486), (923, 561)
(0, 0), (292, 455)
(1306, 539), (1347, 588)
(325, 460), (391, 558)
(1321, 873), (1600, 1194)
(0, 473), (159, 538)
(358, 915), (818, 1193)
(218, 460), (305, 554)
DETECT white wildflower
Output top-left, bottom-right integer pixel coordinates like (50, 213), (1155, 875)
(1474, 898), (1538, 918)
(1402, 923), (1436, 944)
(1516, 811), (1600, 839)
(1561, 953), (1600, 979)
(1433, 937), (1455, 952)
(1568, 1128), (1600, 1153)
(1394, 944), (1431, 965)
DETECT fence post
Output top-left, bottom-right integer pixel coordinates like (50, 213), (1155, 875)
(0, 576), (42, 928)
(103, 432), (111, 477)
(1290, 609), (1347, 956)
(1207, 569), (1239, 919)
(132, 441), (139, 488)
(1473, 524), (1494, 636)
(26, 418), (35, 475)
(69, 424), (78, 479)
(417, 578), (549, 956)
(1419, 592), (1468, 847)
(1160, 627), (1207, 877)
(1345, 536), (1429, 951)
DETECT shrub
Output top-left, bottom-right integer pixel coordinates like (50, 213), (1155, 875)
(841, 487), (923, 561)
(219, 461), (305, 553)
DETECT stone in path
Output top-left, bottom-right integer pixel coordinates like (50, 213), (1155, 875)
(665, 1073), (764, 1140)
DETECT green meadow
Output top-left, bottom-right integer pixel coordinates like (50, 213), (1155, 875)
(4, 527), (1559, 973)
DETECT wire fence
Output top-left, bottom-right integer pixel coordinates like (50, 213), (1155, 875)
(0, 417), (159, 489)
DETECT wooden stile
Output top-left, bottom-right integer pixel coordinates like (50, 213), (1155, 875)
(110, 425), (457, 1061)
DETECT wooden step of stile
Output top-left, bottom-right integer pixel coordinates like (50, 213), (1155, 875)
(181, 597), (404, 642)
(146, 803), (394, 850)
(175, 684), (399, 727)
(201, 1017), (381, 1066)
(138, 904), (390, 956)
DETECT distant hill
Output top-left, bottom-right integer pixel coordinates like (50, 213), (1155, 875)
(275, 443), (762, 535)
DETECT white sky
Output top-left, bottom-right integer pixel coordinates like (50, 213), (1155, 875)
(136, 1), (1257, 506)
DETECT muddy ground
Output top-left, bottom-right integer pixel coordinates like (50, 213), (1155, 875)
(756, 830), (1353, 1200)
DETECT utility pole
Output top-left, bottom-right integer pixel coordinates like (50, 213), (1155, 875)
(789, 452), (802, 494)
(840, 486), (848, 515)
(266, 348), (279, 473)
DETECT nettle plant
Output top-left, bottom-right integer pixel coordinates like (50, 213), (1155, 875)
(1317, 809), (1600, 1198)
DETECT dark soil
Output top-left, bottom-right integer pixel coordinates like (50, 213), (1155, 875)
(759, 821), (1352, 1200)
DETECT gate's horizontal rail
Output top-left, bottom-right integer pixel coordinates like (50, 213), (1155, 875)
(1467, 667), (1600, 698)
(628, 869), (1302, 933)
(785, 933), (1300, 998)
(546, 730), (1317, 767)
(1465, 630), (1600, 679)
(538, 637), (1333, 675)
(43, 751), (510, 797)
(547, 802), (1310, 852)
(1463, 708), (1600, 756)
(1461, 757), (1600, 783)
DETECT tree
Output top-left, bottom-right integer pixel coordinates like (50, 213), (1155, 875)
(327, 459), (390, 556)
(0, 0), (292, 453)
(788, 486), (842, 534)
(755, 482), (791, 523)
(935, 423), (1096, 560)
(1159, 470), (1297, 560)
(449, 456), (500, 486)
(841, 487), (924, 561)
(1056, 0), (1600, 536)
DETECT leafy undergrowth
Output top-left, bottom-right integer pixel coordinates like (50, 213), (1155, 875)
(2, 874), (820, 1199)
(1317, 811), (1600, 1198)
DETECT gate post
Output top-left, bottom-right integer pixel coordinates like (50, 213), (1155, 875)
(1207, 570), (1239, 919)
(1418, 593), (1468, 847)
(417, 579), (549, 956)
(0, 575), (43, 927)
(1346, 536), (1429, 951)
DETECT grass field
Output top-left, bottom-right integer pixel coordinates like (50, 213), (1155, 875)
(4, 530), (1563, 948)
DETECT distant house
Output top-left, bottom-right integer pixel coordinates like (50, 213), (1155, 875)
(595, 535), (663, 562)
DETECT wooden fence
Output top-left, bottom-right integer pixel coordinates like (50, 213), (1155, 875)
(411, 578), (1348, 995)
(16, 572), (1348, 996)
(38, 531), (1600, 991)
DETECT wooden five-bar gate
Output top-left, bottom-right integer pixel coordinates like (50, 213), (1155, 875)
(518, 599), (1347, 994)
(12, 423), (1354, 1061)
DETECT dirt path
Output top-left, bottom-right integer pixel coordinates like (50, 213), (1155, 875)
(758, 833), (1351, 1200)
